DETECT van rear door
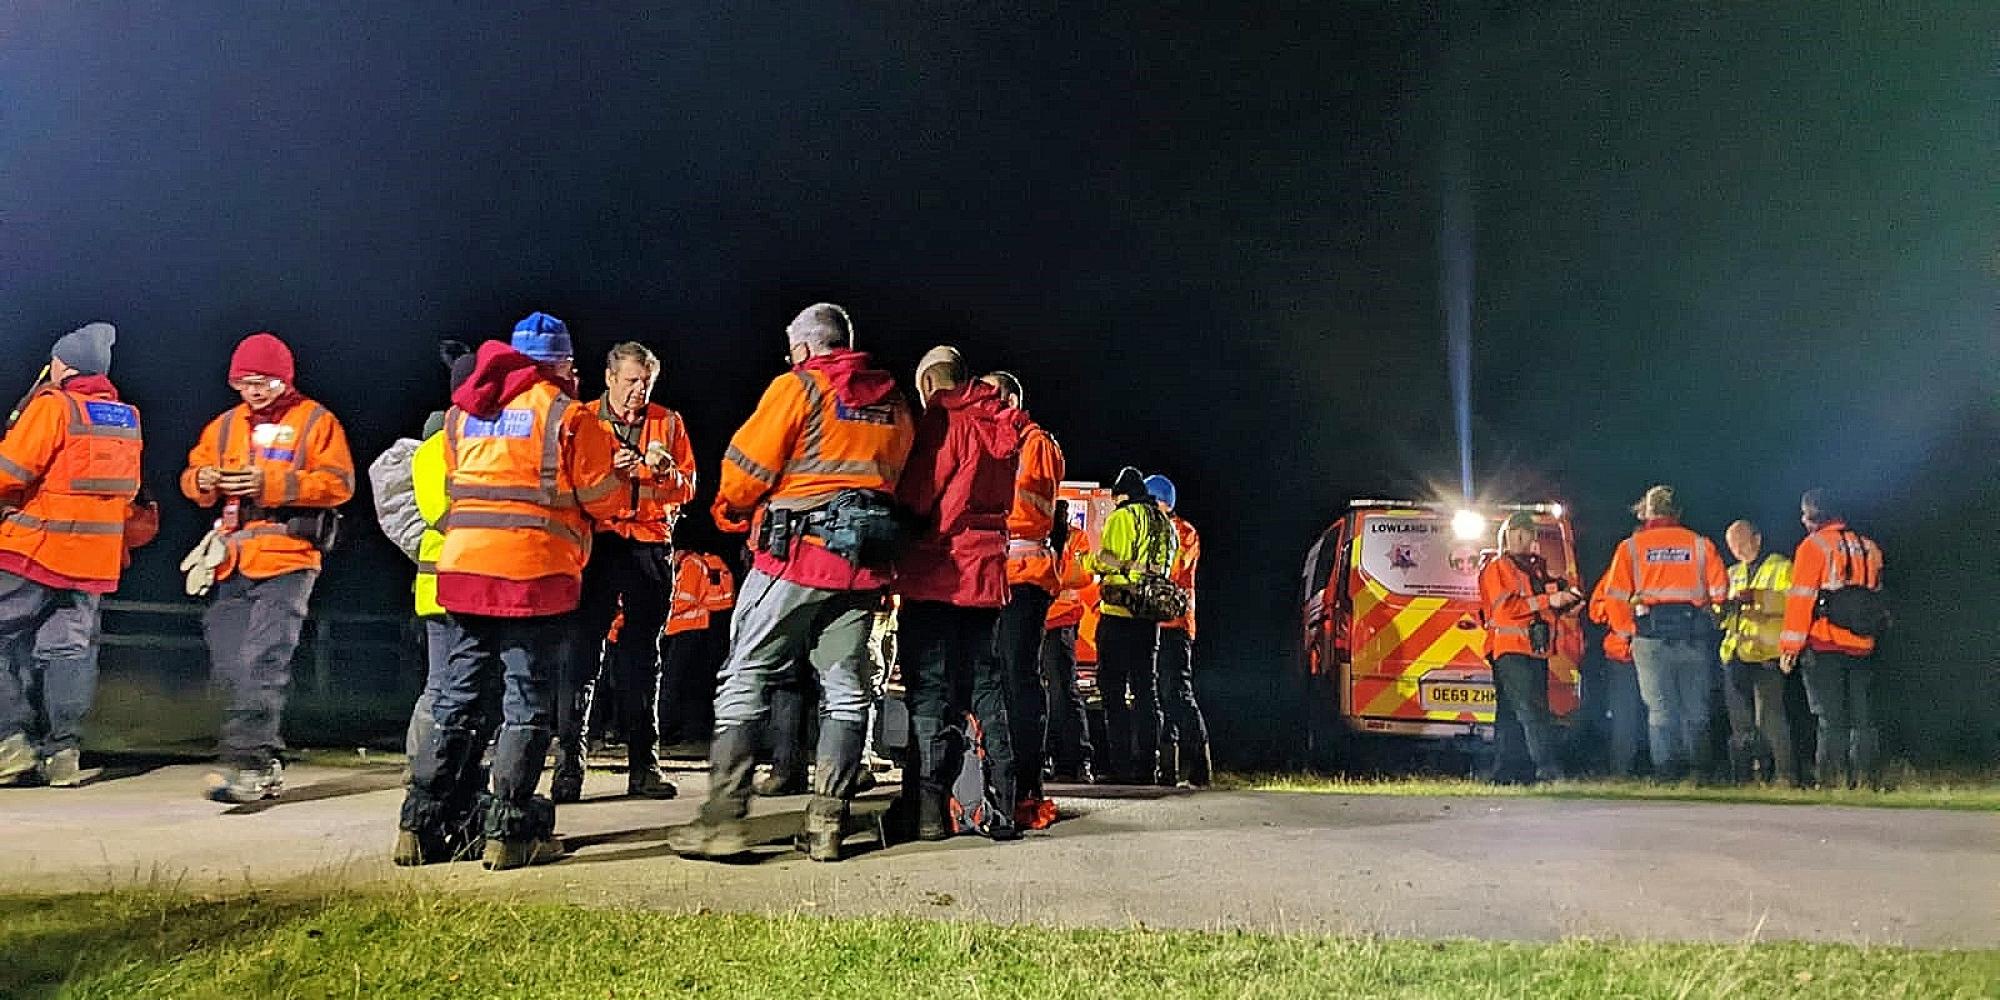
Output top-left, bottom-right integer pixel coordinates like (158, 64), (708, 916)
(1345, 509), (1494, 731)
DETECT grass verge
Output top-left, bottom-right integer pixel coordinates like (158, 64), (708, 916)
(1, 890), (1993, 999)
(1218, 768), (2000, 812)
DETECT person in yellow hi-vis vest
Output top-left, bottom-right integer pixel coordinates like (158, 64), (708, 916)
(1718, 520), (1796, 786)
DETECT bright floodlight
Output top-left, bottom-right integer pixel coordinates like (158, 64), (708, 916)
(1549, 503), (1565, 520)
(1452, 508), (1487, 541)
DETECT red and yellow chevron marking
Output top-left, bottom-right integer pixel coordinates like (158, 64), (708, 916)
(1347, 574), (1493, 723)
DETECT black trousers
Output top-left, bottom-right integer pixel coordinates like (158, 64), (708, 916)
(898, 601), (1009, 803)
(566, 534), (672, 763)
(989, 584), (1053, 799)
(1095, 614), (1162, 783)
(1039, 626), (1093, 776)
(657, 627), (717, 746)
(1156, 627), (1210, 783)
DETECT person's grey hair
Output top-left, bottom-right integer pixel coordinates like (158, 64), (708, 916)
(787, 303), (853, 351)
(606, 341), (660, 374)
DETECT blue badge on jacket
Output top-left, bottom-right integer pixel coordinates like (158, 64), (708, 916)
(461, 410), (536, 439)
(84, 401), (137, 428)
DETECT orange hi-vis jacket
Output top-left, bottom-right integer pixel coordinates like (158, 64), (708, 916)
(1589, 569), (1635, 662)
(666, 550), (738, 635)
(1601, 521), (1728, 617)
(1160, 512), (1201, 638)
(1479, 552), (1559, 659)
(1044, 531), (1094, 630)
(436, 378), (625, 618)
(180, 397), (353, 581)
(714, 350), (914, 591)
(1781, 521), (1883, 657)
(590, 397), (695, 544)
(0, 381), (143, 593)
(1075, 582), (1103, 664)
(1003, 419), (1065, 594)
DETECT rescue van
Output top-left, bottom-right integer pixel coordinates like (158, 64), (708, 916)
(1296, 499), (1582, 764)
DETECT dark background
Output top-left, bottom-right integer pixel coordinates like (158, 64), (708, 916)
(4, 4), (1994, 763)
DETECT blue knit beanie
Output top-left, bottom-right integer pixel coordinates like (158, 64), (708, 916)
(510, 312), (573, 362)
(1144, 474), (1177, 511)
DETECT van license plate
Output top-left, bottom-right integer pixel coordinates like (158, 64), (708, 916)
(1422, 684), (1496, 711)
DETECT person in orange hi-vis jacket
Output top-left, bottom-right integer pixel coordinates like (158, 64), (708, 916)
(1778, 488), (1886, 790)
(657, 550), (736, 748)
(395, 317), (627, 871)
(1599, 484), (1728, 782)
(672, 303), (914, 863)
(1588, 554), (1645, 778)
(975, 371), (1066, 809)
(1479, 511), (1580, 784)
(552, 340), (696, 804)
(0, 323), (142, 789)
(1146, 475), (1212, 788)
(180, 332), (353, 804)
(1040, 531), (1097, 783)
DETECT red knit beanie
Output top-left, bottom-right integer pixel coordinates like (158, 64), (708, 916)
(229, 332), (295, 383)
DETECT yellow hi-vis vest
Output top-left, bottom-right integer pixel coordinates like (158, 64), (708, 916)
(1720, 553), (1792, 664)
(411, 431), (448, 618)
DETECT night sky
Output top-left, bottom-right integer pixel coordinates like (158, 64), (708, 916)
(5, 4), (1994, 762)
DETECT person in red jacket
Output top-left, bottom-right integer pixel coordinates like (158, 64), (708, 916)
(1779, 488), (1886, 790)
(894, 346), (1022, 841)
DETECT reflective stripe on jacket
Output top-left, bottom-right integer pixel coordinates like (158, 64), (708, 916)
(1480, 553), (1553, 659)
(666, 550), (711, 635)
(1720, 554), (1792, 664)
(699, 553), (736, 612)
(1588, 569), (1635, 662)
(0, 383), (143, 593)
(713, 350), (915, 591)
(179, 397), (354, 581)
(591, 398), (695, 543)
(1601, 522), (1728, 610)
(435, 379), (624, 617)
(1781, 522), (1882, 656)
(1003, 420), (1065, 593)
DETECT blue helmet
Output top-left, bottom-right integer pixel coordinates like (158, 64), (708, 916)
(1143, 474), (1177, 511)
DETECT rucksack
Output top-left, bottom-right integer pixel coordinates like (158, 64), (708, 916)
(947, 712), (1007, 837)
(1816, 532), (1890, 637)
(1100, 502), (1188, 622)
(367, 438), (425, 561)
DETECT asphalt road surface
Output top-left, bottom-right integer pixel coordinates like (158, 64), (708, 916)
(2, 760), (1993, 947)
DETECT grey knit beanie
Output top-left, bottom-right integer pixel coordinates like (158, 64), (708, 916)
(52, 322), (116, 376)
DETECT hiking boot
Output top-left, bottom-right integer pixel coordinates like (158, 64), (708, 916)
(626, 768), (679, 800)
(481, 835), (567, 871)
(0, 733), (37, 786)
(39, 748), (87, 788)
(754, 770), (809, 797)
(549, 748), (585, 804)
(667, 812), (754, 859)
(917, 791), (951, 842)
(392, 830), (465, 867)
(205, 760), (283, 804)
(801, 797), (849, 862)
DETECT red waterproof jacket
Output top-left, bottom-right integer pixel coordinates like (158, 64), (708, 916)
(893, 381), (1021, 608)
